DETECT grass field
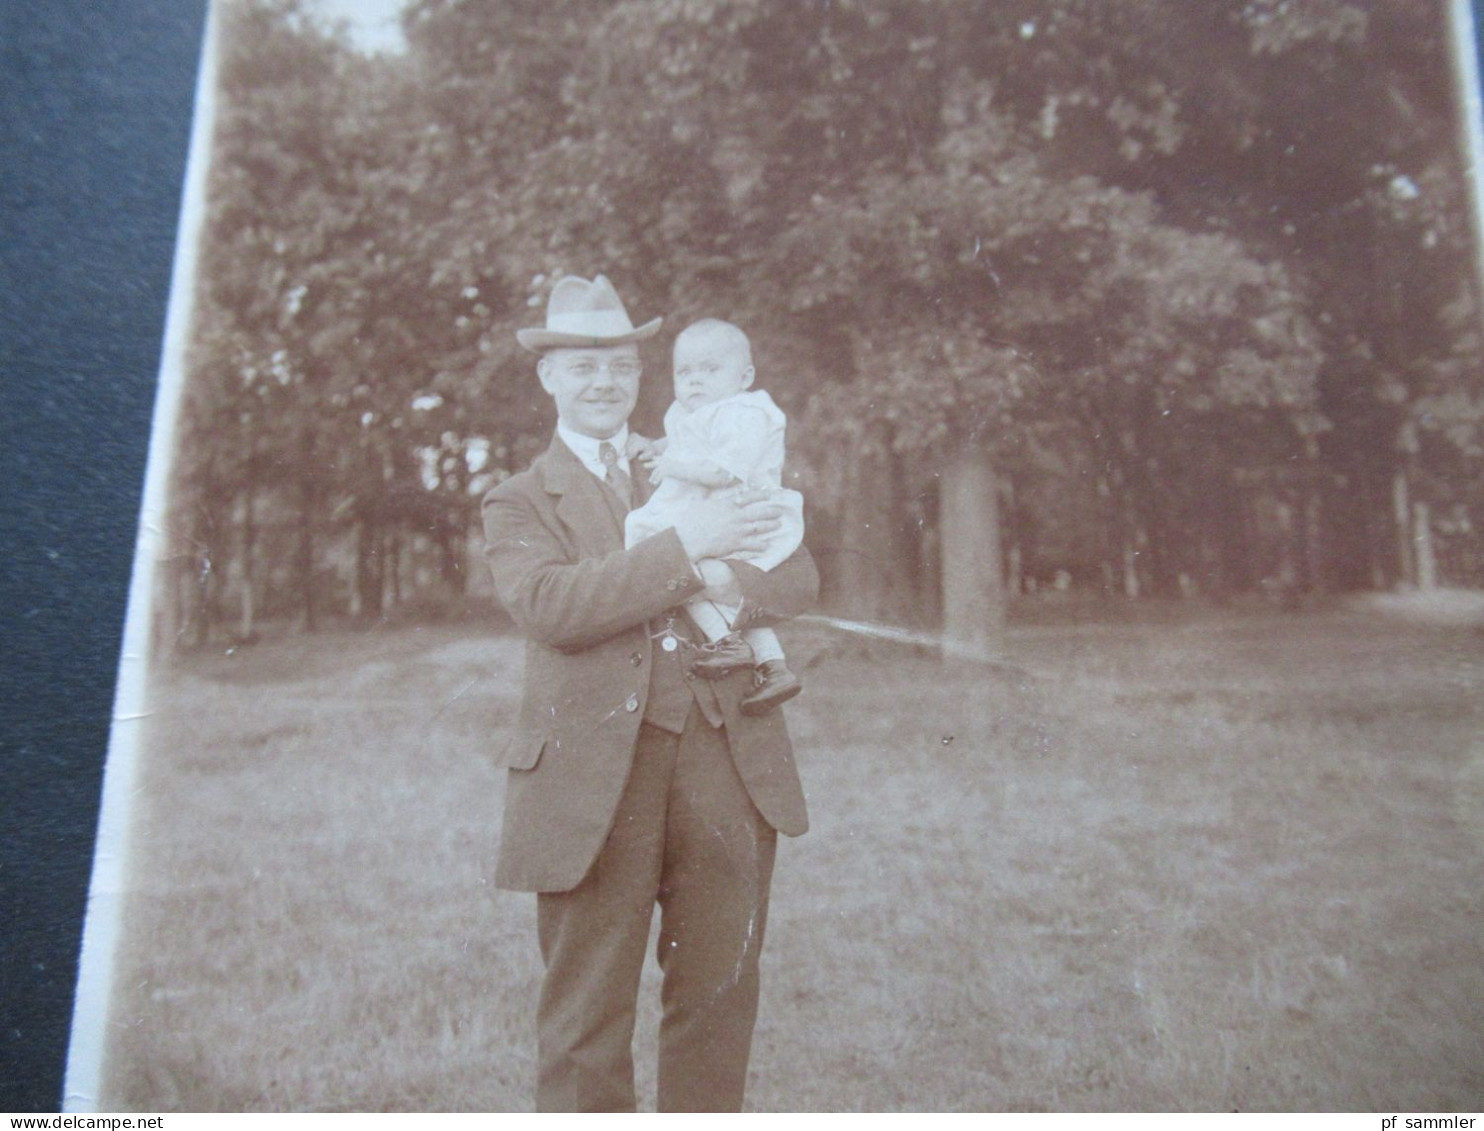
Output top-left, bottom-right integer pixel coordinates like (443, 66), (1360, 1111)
(96, 597), (1484, 1111)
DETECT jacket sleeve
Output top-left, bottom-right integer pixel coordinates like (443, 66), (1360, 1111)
(482, 481), (704, 652)
(730, 544), (820, 630)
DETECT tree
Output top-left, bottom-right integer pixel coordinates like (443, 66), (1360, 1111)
(175, 0), (1481, 647)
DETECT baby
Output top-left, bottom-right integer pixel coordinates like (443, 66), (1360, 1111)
(625, 319), (805, 716)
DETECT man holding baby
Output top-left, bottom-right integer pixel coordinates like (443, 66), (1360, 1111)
(480, 274), (816, 1112)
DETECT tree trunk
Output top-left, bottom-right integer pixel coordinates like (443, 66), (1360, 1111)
(1302, 481), (1324, 595)
(1392, 467), (1415, 588)
(1272, 499), (1300, 604)
(1115, 485), (1145, 599)
(912, 480), (942, 625)
(1207, 480), (1248, 596)
(296, 427), (318, 632)
(830, 423), (909, 622)
(939, 447), (1005, 660)
(1003, 476), (1024, 597)
(1122, 539), (1142, 600)
(437, 518), (465, 595)
(1414, 500), (1438, 590)
(1095, 473), (1119, 597)
(155, 520), (198, 658)
(355, 515), (384, 620)
(238, 479), (256, 641)
(1127, 456), (1180, 597)
(189, 489), (219, 647)
(387, 528), (402, 610)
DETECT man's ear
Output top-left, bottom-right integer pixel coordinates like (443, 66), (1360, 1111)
(536, 355), (555, 395)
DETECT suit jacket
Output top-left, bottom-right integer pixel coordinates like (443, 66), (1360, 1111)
(481, 433), (818, 892)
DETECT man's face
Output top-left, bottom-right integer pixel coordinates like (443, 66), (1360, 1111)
(538, 344), (641, 439)
(673, 329), (755, 412)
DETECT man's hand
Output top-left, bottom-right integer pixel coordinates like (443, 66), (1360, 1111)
(672, 488), (785, 563)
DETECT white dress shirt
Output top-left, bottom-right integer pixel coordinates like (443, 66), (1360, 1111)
(556, 421), (631, 482)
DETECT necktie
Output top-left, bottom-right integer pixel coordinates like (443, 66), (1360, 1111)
(599, 441), (632, 508)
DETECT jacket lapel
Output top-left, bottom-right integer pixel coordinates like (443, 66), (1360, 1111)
(539, 433), (626, 557)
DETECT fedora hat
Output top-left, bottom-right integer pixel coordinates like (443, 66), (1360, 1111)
(516, 274), (663, 352)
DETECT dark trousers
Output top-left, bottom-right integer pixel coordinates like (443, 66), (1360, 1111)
(534, 710), (778, 1112)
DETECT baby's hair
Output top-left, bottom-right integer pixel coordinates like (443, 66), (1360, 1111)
(677, 318), (752, 366)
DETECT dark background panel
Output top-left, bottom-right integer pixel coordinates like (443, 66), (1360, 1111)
(1, 0), (207, 1112)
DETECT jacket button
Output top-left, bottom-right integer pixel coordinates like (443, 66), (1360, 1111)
(624, 695), (639, 712)
(629, 651), (643, 666)
(665, 579), (679, 591)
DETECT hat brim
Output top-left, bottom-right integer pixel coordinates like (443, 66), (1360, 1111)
(516, 317), (663, 353)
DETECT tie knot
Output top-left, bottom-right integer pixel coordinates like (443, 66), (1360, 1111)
(598, 440), (632, 507)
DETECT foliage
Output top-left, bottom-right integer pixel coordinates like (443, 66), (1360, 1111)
(170, 0), (1484, 639)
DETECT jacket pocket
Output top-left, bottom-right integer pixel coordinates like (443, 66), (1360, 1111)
(503, 731), (547, 771)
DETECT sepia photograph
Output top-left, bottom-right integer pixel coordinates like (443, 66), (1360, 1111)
(66, 0), (1484, 1113)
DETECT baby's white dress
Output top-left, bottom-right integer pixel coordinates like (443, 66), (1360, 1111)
(625, 388), (804, 571)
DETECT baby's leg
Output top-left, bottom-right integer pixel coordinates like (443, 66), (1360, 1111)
(695, 557), (738, 599)
(740, 626), (785, 665)
(681, 558), (743, 643)
(684, 594), (734, 643)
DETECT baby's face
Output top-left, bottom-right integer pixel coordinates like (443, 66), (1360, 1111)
(673, 330), (755, 411)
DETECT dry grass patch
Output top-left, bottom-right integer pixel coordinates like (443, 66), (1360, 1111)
(98, 610), (1484, 1110)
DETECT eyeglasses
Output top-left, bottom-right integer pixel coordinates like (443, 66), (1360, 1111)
(559, 358), (642, 381)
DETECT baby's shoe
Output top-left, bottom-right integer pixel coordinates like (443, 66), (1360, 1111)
(689, 633), (755, 679)
(740, 660), (802, 716)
